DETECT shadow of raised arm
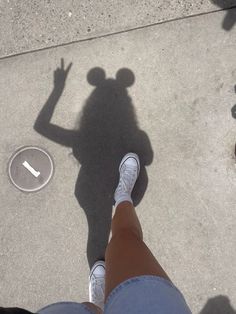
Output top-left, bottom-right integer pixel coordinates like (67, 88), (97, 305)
(211, 0), (236, 31)
(34, 58), (77, 147)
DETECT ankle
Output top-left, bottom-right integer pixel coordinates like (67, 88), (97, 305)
(115, 195), (133, 209)
(116, 200), (133, 210)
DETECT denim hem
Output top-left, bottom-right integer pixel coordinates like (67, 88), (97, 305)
(105, 275), (184, 309)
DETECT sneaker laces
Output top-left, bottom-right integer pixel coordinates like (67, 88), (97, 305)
(117, 164), (137, 194)
(91, 277), (104, 301)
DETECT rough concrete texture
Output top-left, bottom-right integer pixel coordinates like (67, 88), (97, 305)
(0, 7), (236, 314)
(0, 0), (236, 57)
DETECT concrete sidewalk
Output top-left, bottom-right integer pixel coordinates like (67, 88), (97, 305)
(0, 6), (236, 314)
(0, 0), (236, 57)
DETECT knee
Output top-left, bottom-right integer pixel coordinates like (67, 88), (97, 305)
(105, 227), (143, 260)
(112, 227), (143, 243)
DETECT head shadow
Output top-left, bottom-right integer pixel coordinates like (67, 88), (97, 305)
(34, 63), (153, 268)
(211, 0), (236, 30)
(199, 295), (236, 314)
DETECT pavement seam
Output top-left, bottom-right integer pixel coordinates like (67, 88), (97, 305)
(0, 5), (236, 61)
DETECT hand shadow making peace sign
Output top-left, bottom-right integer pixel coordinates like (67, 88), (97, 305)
(34, 59), (153, 268)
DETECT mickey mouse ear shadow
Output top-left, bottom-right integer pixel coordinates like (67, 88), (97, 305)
(87, 67), (106, 86)
(116, 68), (135, 88)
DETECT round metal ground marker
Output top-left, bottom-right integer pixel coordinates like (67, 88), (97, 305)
(8, 146), (54, 192)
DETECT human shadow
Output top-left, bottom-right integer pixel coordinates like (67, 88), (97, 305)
(199, 295), (236, 314)
(34, 59), (153, 268)
(211, 0), (236, 30)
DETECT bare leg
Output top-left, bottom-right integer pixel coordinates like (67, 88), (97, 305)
(82, 302), (103, 314)
(105, 201), (170, 300)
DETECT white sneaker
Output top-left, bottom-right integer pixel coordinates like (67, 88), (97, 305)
(89, 260), (105, 310)
(114, 153), (140, 208)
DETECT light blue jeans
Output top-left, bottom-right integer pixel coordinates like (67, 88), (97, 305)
(38, 275), (191, 314)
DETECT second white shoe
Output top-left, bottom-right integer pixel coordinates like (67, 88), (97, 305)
(89, 260), (105, 310)
(114, 153), (140, 208)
